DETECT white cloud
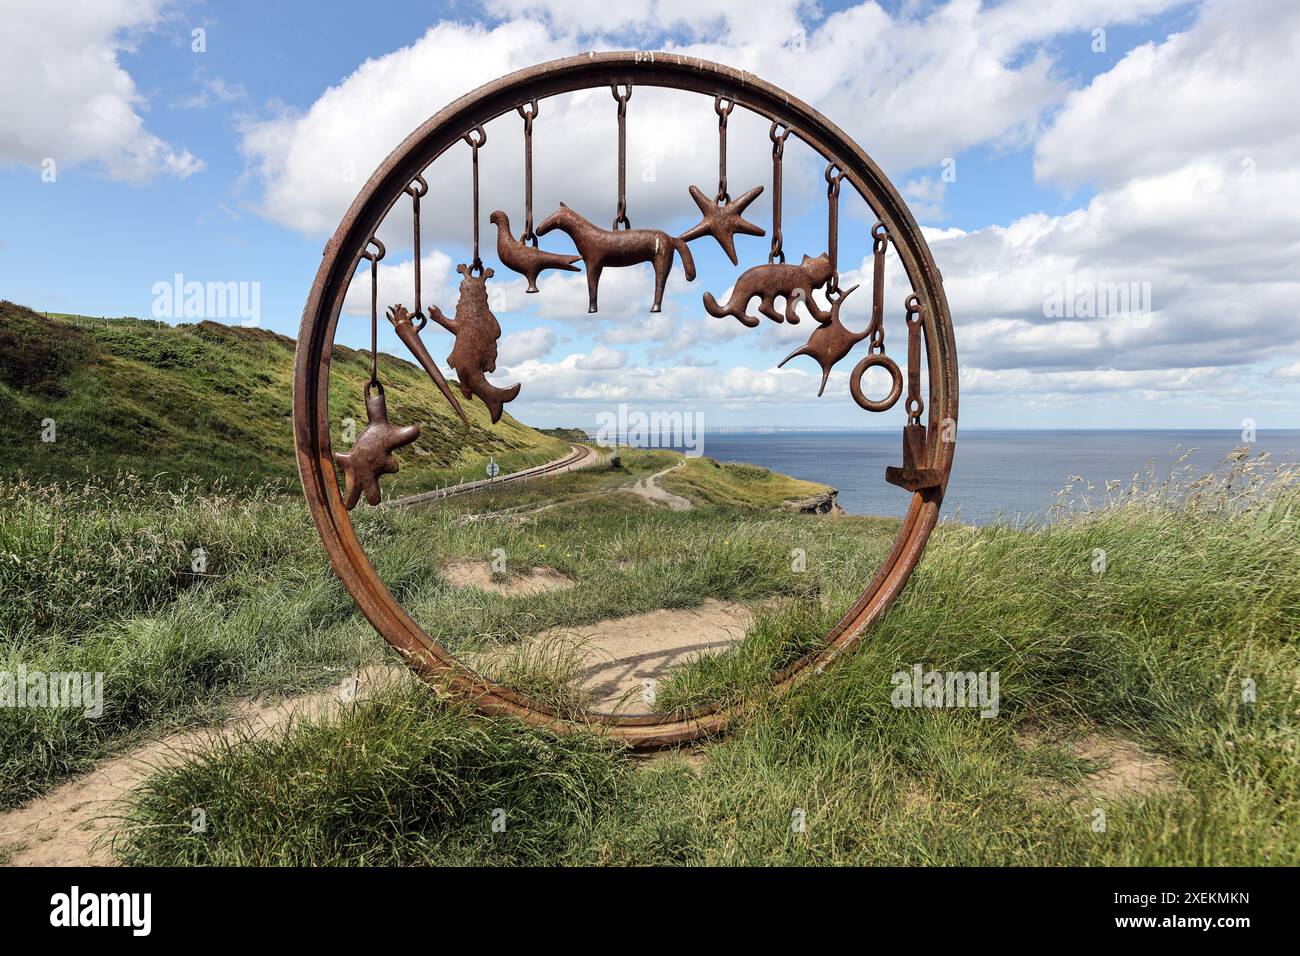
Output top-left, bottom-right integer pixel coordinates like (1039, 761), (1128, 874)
(926, 160), (1300, 372)
(0, 0), (202, 182)
(238, 1), (1188, 238)
(499, 326), (557, 364)
(574, 345), (628, 370)
(341, 250), (457, 317)
(1035, 0), (1300, 190)
(177, 77), (247, 111)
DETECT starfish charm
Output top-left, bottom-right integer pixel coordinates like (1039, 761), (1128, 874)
(679, 183), (765, 265)
(334, 386), (420, 510)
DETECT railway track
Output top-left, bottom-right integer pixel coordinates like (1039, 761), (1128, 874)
(385, 443), (596, 508)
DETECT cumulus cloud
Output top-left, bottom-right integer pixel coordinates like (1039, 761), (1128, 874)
(1035, 0), (1300, 191)
(0, 0), (203, 182)
(237, 0), (1187, 239)
(499, 326), (557, 364)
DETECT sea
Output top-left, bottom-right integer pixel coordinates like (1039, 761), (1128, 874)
(660, 429), (1300, 525)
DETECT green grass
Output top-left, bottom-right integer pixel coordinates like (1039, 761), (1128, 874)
(0, 300), (567, 492)
(0, 449), (878, 808)
(659, 455), (834, 509)
(110, 455), (1300, 866)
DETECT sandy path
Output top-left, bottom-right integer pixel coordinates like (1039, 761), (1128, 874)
(627, 461), (693, 511)
(0, 666), (406, 867)
(471, 599), (752, 714)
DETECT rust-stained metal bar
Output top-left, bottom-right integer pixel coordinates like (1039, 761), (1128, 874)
(463, 126), (486, 273)
(403, 176), (428, 315)
(769, 122), (791, 263)
(517, 100), (538, 244)
(611, 83), (631, 229)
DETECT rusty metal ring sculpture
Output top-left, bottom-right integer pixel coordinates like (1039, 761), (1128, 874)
(293, 52), (959, 748)
(849, 352), (904, 413)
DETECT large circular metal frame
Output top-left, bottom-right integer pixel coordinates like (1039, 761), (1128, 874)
(293, 52), (959, 748)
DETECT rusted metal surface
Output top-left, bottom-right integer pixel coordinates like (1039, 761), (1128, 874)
(334, 383), (420, 510)
(678, 96), (765, 265)
(536, 203), (696, 313)
(423, 264), (520, 424)
(703, 253), (833, 327)
(385, 304), (469, 425)
(778, 284), (866, 396)
(293, 52), (959, 748)
(490, 210), (580, 292)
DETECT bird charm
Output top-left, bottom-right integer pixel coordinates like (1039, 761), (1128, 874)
(777, 284), (864, 395)
(489, 210), (581, 293)
(678, 183), (765, 265)
(333, 384), (419, 510)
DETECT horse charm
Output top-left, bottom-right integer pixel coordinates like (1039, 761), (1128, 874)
(536, 203), (696, 313)
(489, 210), (581, 293)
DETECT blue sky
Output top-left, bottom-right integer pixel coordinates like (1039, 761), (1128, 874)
(2, 0), (1298, 430)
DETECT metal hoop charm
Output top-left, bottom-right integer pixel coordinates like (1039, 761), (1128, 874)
(849, 353), (903, 412)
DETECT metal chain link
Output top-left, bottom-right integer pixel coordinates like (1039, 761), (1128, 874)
(611, 83), (632, 229)
(769, 122), (792, 263)
(462, 126), (487, 272)
(517, 101), (539, 246)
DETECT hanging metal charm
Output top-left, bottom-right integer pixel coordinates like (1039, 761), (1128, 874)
(491, 101), (581, 292)
(848, 221), (903, 413)
(424, 264), (520, 424)
(334, 237), (421, 510)
(679, 97), (765, 265)
(702, 253), (833, 327)
(777, 283), (865, 395)
(386, 177), (469, 425)
(491, 210), (581, 293)
(335, 382), (421, 510)
(884, 294), (941, 491)
(538, 203), (695, 313)
(386, 303), (469, 425)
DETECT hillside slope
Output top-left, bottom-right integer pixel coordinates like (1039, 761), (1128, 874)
(0, 301), (568, 491)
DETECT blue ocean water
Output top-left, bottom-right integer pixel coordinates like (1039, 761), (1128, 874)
(682, 430), (1300, 525)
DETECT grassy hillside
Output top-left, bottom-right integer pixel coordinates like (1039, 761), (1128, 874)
(97, 454), (1298, 866)
(0, 301), (568, 492)
(0, 450), (872, 809)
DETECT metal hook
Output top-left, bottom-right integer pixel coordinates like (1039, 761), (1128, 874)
(404, 175), (429, 199)
(871, 220), (888, 252)
(825, 162), (844, 191)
